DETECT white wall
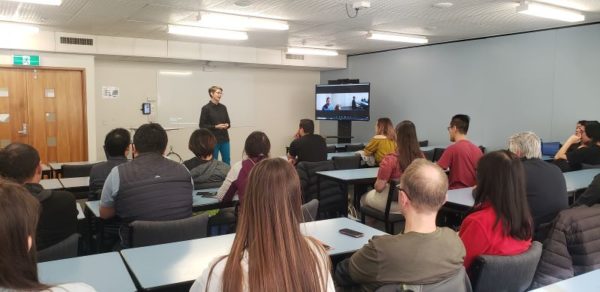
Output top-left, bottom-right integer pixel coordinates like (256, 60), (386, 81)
(0, 50), (97, 160)
(320, 23), (600, 150)
(95, 59), (320, 163)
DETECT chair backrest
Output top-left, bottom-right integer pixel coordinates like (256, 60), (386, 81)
(326, 145), (337, 153)
(478, 145), (486, 154)
(470, 241), (542, 292)
(419, 140), (429, 147)
(332, 155), (361, 170)
(432, 148), (445, 162)
(301, 199), (319, 222)
(296, 161), (345, 216)
(384, 180), (400, 217)
(582, 163), (600, 169)
(37, 233), (80, 262)
(376, 266), (472, 292)
(423, 149), (435, 162)
(61, 163), (96, 178)
(344, 144), (364, 152)
(129, 214), (209, 248)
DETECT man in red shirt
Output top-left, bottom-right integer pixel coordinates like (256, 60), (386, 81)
(437, 114), (483, 189)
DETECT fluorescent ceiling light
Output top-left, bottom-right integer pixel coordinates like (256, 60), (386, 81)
(159, 71), (193, 76)
(367, 31), (428, 44)
(6, 0), (61, 5)
(0, 22), (39, 34)
(197, 12), (289, 31)
(517, 1), (585, 22)
(168, 25), (248, 40)
(287, 47), (338, 56)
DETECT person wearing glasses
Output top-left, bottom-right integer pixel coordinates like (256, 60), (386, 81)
(335, 159), (465, 292)
(437, 114), (483, 189)
(199, 86), (231, 165)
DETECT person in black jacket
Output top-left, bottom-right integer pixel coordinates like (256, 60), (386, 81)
(199, 85), (231, 165)
(572, 174), (600, 207)
(508, 131), (568, 239)
(0, 143), (77, 250)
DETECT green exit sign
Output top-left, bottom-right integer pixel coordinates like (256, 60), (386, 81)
(13, 55), (40, 66)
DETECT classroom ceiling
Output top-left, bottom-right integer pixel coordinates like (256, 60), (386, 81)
(1, 0), (600, 55)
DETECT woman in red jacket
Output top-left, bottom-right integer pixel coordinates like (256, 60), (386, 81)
(459, 150), (533, 270)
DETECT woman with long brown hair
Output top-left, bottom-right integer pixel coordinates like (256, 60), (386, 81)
(459, 150), (533, 270)
(190, 158), (335, 292)
(363, 117), (397, 165)
(0, 180), (95, 291)
(363, 120), (424, 213)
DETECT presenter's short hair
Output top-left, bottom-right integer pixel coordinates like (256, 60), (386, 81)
(134, 123), (168, 154)
(299, 119), (315, 134)
(208, 86), (223, 96)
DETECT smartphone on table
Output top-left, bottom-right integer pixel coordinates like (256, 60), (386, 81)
(339, 228), (364, 238)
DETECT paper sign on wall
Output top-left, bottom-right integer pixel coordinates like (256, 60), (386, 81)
(102, 86), (120, 99)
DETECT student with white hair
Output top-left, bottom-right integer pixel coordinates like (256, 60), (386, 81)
(508, 131), (568, 239)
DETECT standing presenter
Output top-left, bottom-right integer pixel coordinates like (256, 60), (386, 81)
(199, 86), (231, 165)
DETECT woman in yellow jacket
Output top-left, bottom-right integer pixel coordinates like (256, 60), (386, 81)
(364, 118), (397, 165)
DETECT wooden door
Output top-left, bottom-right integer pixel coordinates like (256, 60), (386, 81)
(0, 68), (29, 148)
(0, 67), (87, 163)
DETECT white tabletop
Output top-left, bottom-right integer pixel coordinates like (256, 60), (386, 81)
(530, 269), (600, 292)
(59, 176), (90, 189)
(328, 151), (360, 160)
(317, 167), (379, 182)
(541, 155), (554, 161)
(446, 187), (475, 207)
(120, 217), (386, 289)
(86, 189), (223, 217)
(77, 203), (85, 220)
(327, 143), (364, 148)
(563, 168), (600, 193)
(38, 252), (136, 292)
(420, 145), (447, 152)
(40, 179), (63, 190)
(41, 163), (51, 172)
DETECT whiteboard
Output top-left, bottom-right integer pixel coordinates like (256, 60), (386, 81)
(157, 69), (256, 128)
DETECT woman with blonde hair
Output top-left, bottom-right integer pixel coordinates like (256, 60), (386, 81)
(0, 180), (95, 291)
(190, 158), (335, 292)
(363, 117), (397, 165)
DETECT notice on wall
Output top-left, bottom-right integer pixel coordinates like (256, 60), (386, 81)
(102, 86), (120, 99)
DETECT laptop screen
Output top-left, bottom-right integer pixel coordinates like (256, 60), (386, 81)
(541, 142), (561, 156)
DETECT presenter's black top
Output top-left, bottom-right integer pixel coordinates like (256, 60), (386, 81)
(199, 101), (231, 143)
(289, 134), (327, 163)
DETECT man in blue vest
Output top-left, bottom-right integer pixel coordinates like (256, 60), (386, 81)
(99, 123), (193, 243)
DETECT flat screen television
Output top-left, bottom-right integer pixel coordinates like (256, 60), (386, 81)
(315, 83), (370, 121)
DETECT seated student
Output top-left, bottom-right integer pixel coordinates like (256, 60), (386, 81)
(190, 158), (334, 292)
(566, 120), (587, 153)
(0, 180), (95, 291)
(363, 117), (397, 165)
(459, 150), (532, 270)
(437, 114), (483, 189)
(335, 159), (465, 292)
(0, 143), (77, 251)
(100, 123), (193, 244)
(508, 132), (568, 238)
(572, 174), (600, 207)
(288, 119), (327, 164)
(183, 129), (230, 189)
(89, 128), (130, 195)
(363, 120), (423, 213)
(555, 121), (600, 171)
(216, 131), (270, 204)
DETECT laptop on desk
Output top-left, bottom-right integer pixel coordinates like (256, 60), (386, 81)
(541, 142), (561, 157)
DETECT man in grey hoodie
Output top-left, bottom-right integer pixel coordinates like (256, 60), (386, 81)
(184, 128), (230, 189)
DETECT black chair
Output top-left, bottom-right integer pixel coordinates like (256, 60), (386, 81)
(423, 149), (435, 161)
(296, 161), (346, 219)
(360, 181), (405, 234)
(326, 145), (337, 153)
(302, 199), (319, 222)
(332, 155), (361, 170)
(478, 145), (486, 154)
(344, 144), (364, 152)
(37, 233), (80, 262)
(470, 241), (542, 292)
(432, 148), (445, 162)
(376, 266), (472, 292)
(419, 140), (429, 147)
(129, 214), (209, 248)
(61, 163), (97, 178)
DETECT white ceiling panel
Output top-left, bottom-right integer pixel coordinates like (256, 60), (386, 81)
(1, 0), (599, 55)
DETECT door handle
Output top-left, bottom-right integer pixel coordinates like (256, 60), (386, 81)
(17, 123), (28, 135)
